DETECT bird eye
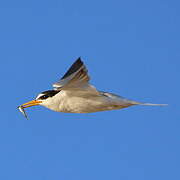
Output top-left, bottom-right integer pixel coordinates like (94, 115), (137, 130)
(40, 95), (49, 100)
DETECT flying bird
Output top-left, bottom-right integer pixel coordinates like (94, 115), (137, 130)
(18, 57), (166, 118)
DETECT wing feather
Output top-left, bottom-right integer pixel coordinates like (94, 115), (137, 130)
(53, 57), (99, 95)
(61, 58), (87, 80)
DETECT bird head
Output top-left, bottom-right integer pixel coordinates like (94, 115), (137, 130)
(20, 90), (59, 109)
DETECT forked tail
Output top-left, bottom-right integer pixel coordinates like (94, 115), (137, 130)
(140, 103), (168, 106)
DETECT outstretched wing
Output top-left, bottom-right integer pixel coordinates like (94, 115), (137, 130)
(53, 57), (99, 95)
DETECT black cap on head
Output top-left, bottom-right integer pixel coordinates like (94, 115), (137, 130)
(36, 90), (60, 100)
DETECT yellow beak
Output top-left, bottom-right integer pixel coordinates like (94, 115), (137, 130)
(20, 100), (42, 108)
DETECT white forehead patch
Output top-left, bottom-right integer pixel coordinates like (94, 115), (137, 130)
(35, 93), (44, 100)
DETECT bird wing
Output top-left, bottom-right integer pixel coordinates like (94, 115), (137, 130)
(53, 57), (99, 95)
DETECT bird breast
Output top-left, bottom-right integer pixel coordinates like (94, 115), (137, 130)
(41, 90), (137, 113)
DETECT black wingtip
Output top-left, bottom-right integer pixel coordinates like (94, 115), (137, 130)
(61, 57), (84, 80)
(76, 57), (83, 62)
(74, 56), (84, 66)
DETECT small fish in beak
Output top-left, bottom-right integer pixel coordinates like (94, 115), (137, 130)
(18, 100), (42, 119)
(18, 105), (28, 120)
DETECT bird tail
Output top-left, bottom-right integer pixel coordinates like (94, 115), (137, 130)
(120, 98), (168, 107)
(139, 103), (168, 106)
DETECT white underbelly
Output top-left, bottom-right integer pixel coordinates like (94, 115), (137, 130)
(41, 91), (137, 113)
(58, 96), (133, 113)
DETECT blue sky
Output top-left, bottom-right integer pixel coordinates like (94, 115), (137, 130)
(0, 0), (179, 179)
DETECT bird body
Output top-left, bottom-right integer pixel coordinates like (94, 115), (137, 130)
(41, 90), (139, 113)
(18, 57), (166, 117)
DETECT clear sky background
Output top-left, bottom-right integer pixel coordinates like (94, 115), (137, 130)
(0, 0), (179, 179)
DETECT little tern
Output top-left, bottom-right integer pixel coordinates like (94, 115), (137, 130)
(18, 57), (166, 117)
